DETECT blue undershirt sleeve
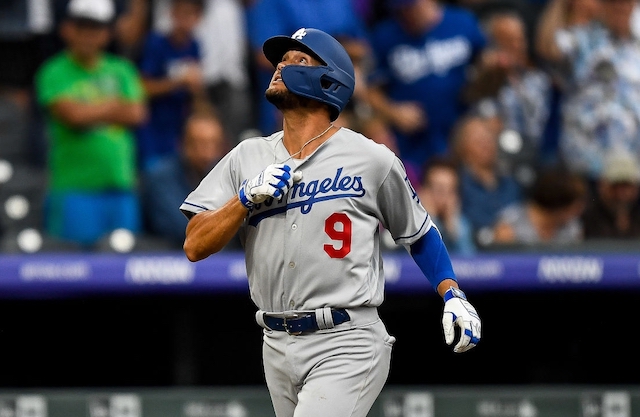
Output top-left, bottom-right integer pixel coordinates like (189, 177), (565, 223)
(410, 226), (457, 291)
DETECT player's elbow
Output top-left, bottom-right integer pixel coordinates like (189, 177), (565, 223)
(183, 236), (221, 262)
(183, 239), (206, 262)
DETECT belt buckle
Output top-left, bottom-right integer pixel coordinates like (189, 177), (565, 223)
(283, 313), (303, 335)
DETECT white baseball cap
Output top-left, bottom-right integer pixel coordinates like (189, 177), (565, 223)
(602, 150), (640, 183)
(67, 0), (115, 24)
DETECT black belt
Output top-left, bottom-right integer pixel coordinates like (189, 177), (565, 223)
(263, 308), (350, 334)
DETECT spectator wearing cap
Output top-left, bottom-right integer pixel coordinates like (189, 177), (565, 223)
(34, 0), (147, 249)
(581, 150), (640, 239)
(48, 0), (150, 60)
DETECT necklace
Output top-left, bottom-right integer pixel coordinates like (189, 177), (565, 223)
(276, 124), (334, 164)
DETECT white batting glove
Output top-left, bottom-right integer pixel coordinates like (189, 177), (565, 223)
(442, 287), (481, 353)
(238, 164), (302, 209)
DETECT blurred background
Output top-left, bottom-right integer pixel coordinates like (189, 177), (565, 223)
(1, 0), (640, 415)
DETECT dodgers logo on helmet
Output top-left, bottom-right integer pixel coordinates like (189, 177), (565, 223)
(263, 28), (356, 121)
(291, 28), (307, 40)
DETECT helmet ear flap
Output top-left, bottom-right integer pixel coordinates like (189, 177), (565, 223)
(281, 65), (346, 121)
(280, 65), (323, 96)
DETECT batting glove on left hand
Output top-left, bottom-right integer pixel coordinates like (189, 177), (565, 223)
(442, 287), (481, 353)
(238, 164), (302, 209)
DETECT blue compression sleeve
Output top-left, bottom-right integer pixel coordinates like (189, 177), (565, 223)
(410, 227), (456, 291)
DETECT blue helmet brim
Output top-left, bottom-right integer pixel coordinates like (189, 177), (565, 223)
(263, 36), (326, 68)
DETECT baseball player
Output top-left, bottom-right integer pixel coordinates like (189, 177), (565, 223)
(180, 28), (481, 417)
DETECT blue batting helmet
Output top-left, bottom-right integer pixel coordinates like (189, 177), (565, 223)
(263, 28), (355, 121)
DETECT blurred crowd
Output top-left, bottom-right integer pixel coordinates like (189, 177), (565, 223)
(1, 0), (640, 254)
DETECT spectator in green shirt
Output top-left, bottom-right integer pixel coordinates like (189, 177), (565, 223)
(35, 0), (147, 249)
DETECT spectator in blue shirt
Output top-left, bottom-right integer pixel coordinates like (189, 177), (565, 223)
(136, 0), (205, 172)
(366, 0), (492, 177)
(141, 110), (232, 248)
(451, 114), (523, 246)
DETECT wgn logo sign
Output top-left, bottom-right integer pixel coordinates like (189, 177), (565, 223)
(0, 396), (47, 417)
(382, 392), (434, 417)
(582, 392), (630, 417)
(476, 399), (537, 417)
(88, 394), (141, 417)
(125, 257), (195, 285)
(537, 256), (603, 284)
(183, 400), (248, 417)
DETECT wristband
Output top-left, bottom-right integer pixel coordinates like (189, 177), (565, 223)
(238, 180), (254, 210)
(443, 287), (467, 302)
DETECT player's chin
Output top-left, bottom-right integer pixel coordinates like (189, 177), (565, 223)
(266, 82), (284, 94)
(265, 87), (290, 105)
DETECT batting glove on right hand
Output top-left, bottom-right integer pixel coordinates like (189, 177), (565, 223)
(238, 164), (302, 209)
(442, 287), (481, 353)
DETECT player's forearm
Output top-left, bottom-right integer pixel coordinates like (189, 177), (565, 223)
(410, 226), (457, 292)
(436, 279), (459, 298)
(183, 197), (247, 261)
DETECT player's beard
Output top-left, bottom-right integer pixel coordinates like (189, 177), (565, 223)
(265, 87), (324, 114)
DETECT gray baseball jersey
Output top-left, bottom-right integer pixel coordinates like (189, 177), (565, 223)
(180, 127), (433, 313)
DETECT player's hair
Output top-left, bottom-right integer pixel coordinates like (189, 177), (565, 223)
(262, 28), (355, 121)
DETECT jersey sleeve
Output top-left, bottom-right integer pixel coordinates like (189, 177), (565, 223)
(179, 150), (240, 219)
(377, 156), (431, 246)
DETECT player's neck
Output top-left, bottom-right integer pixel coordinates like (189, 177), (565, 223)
(281, 115), (337, 159)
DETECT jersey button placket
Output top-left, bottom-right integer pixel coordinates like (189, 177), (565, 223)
(283, 210), (299, 312)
